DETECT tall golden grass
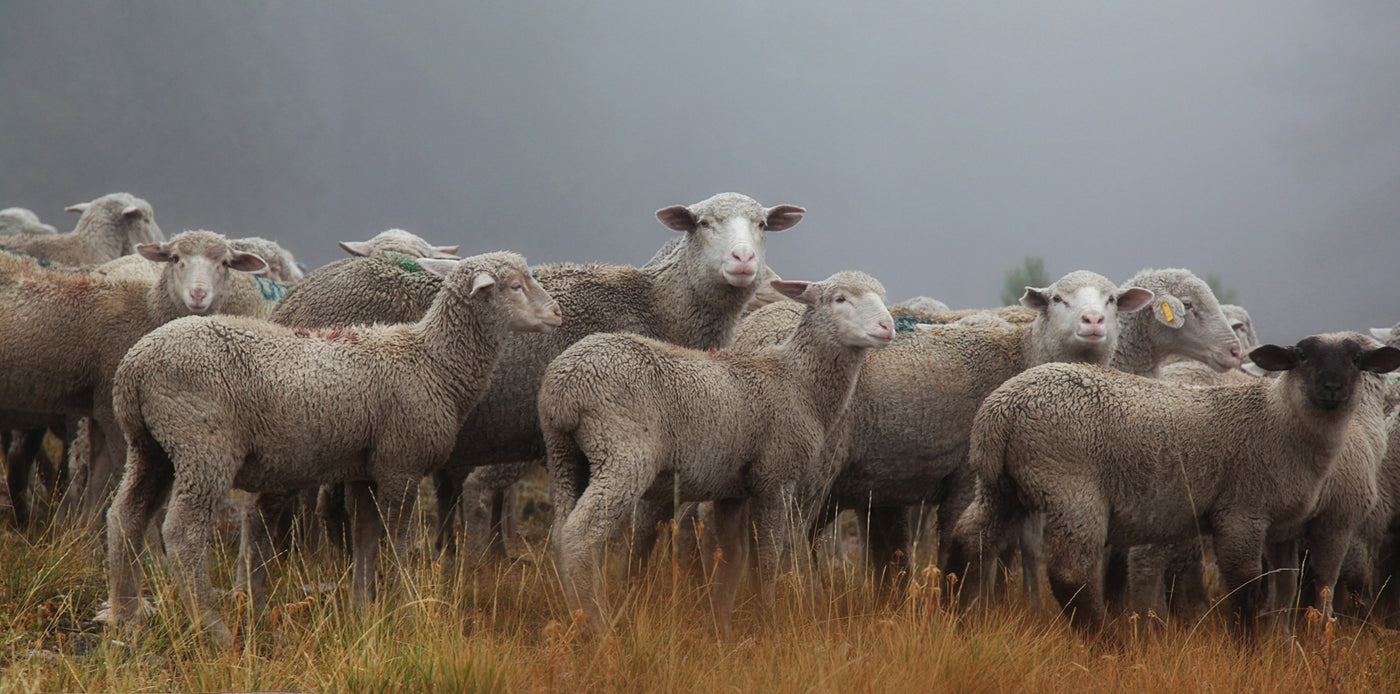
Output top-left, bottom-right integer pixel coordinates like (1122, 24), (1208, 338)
(3, 474), (1399, 692)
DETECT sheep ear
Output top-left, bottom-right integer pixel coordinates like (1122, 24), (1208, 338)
(770, 280), (818, 305)
(121, 205), (142, 219)
(655, 205), (696, 232)
(338, 240), (372, 257)
(469, 272), (496, 297)
(416, 258), (459, 278)
(1357, 346), (1400, 374)
(1116, 287), (1155, 313)
(1239, 361), (1270, 378)
(1249, 345), (1298, 372)
(136, 242), (172, 262)
(431, 245), (461, 259)
(1019, 287), (1050, 310)
(1152, 295), (1186, 329)
(64, 202), (89, 214)
(229, 252), (268, 274)
(747, 271), (790, 309)
(763, 204), (805, 231)
(1370, 328), (1394, 342)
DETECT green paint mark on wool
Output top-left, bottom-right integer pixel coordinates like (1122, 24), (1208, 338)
(253, 275), (288, 301)
(389, 253), (423, 273)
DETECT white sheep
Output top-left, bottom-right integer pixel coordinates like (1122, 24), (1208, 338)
(949, 333), (1400, 639)
(541, 270), (894, 635)
(0, 231), (269, 526)
(0, 207), (58, 236)
(106, 251), (561, 645)
(0, 192), (163, 266)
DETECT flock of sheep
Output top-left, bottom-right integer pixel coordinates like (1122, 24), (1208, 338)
(2, 191), (1399, 646)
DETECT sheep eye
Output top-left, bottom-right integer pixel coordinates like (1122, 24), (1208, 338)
(1182, 300), (1194, 311)
(835, 295), (847, 303)
(1051, 295), (1062, 304)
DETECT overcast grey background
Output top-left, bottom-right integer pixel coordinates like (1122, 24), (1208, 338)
(2, 2), (1396, 343)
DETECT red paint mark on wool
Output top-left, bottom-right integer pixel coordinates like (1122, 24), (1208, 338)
(293, 327), (360, 342)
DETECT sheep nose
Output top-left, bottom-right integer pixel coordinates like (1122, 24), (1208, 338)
(1081, 312), (1105, 326)
(1230, 345), (1242, 360)
(730, 249), (755, 265)
(189, 288), (207, 303)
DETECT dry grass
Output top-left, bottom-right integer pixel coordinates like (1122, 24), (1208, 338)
(3, 471), (1400, 692)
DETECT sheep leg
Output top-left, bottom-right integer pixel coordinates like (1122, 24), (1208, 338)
(106, 436), (174, 629)
(317, 483), (353, 557)
(1298, 522), (1353, 619)
(945, 482), (1022, 608)
(1017, 513), (1045, 603)
(1164, 539), (1208, 621)
(431, 468), (465, 559)
(1265, 540), (1300, 633)
(349, 481), (386, 604)
(372, 475), (420, 602)
(626, 499), (671, 577)
(55, 417), (92, 526)
(861, 505), (912, 589)
(79, 415), (121, 528)
(554, 469), (641, 635)
(707, 497), (751, 637)
(1041, 502), (1109, 635)
(234, 491), (291, 610)
(1126, 544), (1171, 620)
(5, 428), (44, 526)
(160, 452), (237, 647)
(1213, 518), (1269, 640)
(750, 494), (806, 618)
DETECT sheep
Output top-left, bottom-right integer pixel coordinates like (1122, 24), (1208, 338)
(0, 231), (269, 526)
(0, 207), (58, 236)
(1341, 413), (1400, 623)
(700, 271), (1153, 589)
(106, 251), (562, 646)
(421, 193), (804, 560)
(229, 237), (304, 284)
(338, 228), (460, 259)
(948, 333), (1400, 639)
(234, 230), (466, 590)
(896, 295), (950, 313)
(1158, 304), (1260, 385)
(541, 271), (895, 635)
(0, 193), (163, 267)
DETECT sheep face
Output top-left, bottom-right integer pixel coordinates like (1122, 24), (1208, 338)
(81, 193), (164, 249)
(138, 231), (268, 315)
(1251, 334), (1400, 412)
(418, 253), (563, 333)
(1138, 270), (1243, 372)
(655, 192), (804, 289)
(1022, 270), (1154, 363)
(1221, 304), (1258, 351)
(774, 271), (894, 348)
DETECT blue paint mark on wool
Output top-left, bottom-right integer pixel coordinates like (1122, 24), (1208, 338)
(253, 275), (287, 301)
(894, 315), (923, 333)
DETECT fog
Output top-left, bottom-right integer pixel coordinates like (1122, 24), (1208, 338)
(3, 1), (1397, 343)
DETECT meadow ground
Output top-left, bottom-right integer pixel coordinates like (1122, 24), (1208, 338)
(3, 468), (1400, 693)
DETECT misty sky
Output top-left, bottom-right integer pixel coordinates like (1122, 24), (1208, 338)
(2, 1), (1397, 343)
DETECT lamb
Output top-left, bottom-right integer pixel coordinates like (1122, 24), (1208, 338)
(0, 231), (269, 526)
(0, 193), (163, 266)
(0, 207), (58, 236)
(106, 251), (562, 646)
(542, 271), (895, 635)
(235, 229), (468, 588)
(948, 333), (1400, 638)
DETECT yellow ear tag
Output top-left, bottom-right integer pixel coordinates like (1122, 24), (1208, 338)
(1161, 302), (1174, 322)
